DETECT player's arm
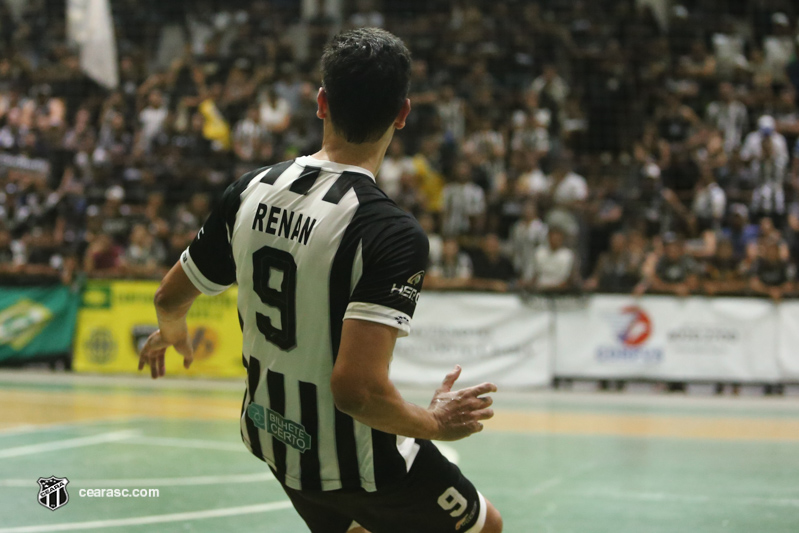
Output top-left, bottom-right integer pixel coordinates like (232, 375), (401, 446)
(139, 176), (241, 378)
(138, 262), (201, 378)
(331, 217), (496, 441)
(332, 319), (495, 441)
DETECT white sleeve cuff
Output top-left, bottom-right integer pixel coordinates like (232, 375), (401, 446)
(180, 249), (232, 296)
(344, 301), (412, 337)
(464, 492), (488, 533)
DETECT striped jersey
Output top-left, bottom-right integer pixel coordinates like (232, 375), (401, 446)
(180, 156), (429, 492)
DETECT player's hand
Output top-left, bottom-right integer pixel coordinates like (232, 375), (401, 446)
(428, 365), (497, 441)
(137, 327), (193, 379)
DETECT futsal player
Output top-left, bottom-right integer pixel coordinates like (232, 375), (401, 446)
(139, 27), (502, 533)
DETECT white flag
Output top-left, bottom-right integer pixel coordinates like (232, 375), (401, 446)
(67, 0), (119, 90)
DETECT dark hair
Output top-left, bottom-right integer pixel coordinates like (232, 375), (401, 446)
(321, 28), (411, 144)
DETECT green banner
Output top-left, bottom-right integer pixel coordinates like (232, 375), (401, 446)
(0, 285), (81, 361)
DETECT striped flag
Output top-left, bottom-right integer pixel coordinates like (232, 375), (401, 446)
(67, 0), (119, 90)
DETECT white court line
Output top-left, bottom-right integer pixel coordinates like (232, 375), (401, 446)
(573, 489), (799, 508)
(0, 430), (140, 459)
(0, 472), (274, 488)
(0, 418), (147, 437)
(124, 436), (246, 452)
(0, 500), (294, 533)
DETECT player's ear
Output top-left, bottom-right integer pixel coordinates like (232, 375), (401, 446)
(316, 87), (328, 120)
(393, 98), (411, 130)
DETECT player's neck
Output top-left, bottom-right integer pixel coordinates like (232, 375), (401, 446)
(312, 126), (393, 176)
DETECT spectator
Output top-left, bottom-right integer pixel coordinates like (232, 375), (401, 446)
(137, 89), (168, 154)
(720, 204), (759, 260)
(705, 82), (748, 154)
(411, 136), (445, 213)
(232, 105), (271, 167)
(549, 155), (588, 209)
(750, 131), (788, 224)
(509, 199), (548, 282)
(470, 234), (515, 291)
(750, 237), (794, 301)
(418, 212), (442, 268)
(703, 238), (748, 295)
(426, 238), (473, 290)
(378, 138), (414, 200)
(740, 116), (789, 182)
(259, 87), (291, 135)
(441, 161), (486, 238)
(124, 224), (165, 279)
(515, 152), (548, 197)
(531, 64), (569, 109)
(529, 226), (578, 292)
(749, 217), (790, 264)
(509, 93), (550, 158)
(0, 225), (14, 270)
(198, 82), (232, 152)
(437, 85), (466, 143)
(636, 233), (698, 296)
(763, 13), (795, 84)
(691, 163), (726, 234)
(584, 232), (641, 293)
(83, 234), (124, 277)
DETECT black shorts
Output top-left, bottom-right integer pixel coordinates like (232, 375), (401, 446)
(275, 439), (487, 533)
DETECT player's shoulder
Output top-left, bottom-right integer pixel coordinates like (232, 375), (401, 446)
(221, 160), (297, 206)
(353, 183), (423, 233)
(236, 160), (296, 190)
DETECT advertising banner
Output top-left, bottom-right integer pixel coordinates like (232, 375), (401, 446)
(554, 296), (780, 381)
(0, 285), (80, 361)
(392, 293), (552, 388)
(777, 302), (799, 379)
(73, 281), (244, 377)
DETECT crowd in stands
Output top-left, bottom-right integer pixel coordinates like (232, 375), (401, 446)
(2, 0), (799, 300)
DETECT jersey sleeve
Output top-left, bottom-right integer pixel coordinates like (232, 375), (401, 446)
(181, 184), (238, 296)
(344, 218), (429, 337)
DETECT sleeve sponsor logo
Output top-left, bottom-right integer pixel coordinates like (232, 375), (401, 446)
(407, 270), (425, 286)
(391, 284), (420, 302)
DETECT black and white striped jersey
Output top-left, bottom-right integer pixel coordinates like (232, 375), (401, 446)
(180, 156), (429, 492)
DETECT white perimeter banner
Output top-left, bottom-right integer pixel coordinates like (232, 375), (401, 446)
(392, 293), (552, 388)
(555, 296), (780, 381)
(777, 302), (799, 379)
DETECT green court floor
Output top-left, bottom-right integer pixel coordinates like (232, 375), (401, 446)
(0, 373), (798, 532)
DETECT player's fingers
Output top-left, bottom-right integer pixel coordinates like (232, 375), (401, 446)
(158, 352), (166, 377)
(138, 355), (146, 371)
(470, 408), (495, 421)
(146, 330), (167, 350)
(463, 396), (493, 411)
(150, 357), (158, 379)
(460, 382), (498, 398)
(438, 365), (462, 393)
(466, 421), (484, 435)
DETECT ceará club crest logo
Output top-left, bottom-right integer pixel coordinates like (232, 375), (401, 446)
(37, 476), (70, 511)
(615, 306), (652, 347)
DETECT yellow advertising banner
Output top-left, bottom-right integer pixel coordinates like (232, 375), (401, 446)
(73, 281), (244, 377)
